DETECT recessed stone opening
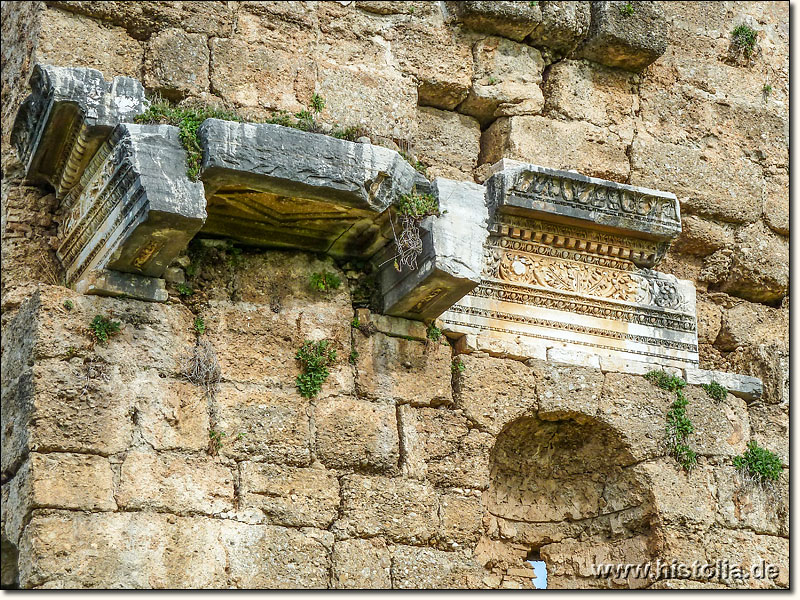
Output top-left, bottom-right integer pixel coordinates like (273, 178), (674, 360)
(484, 414), (658, 589)
(1, 534), (20, 589)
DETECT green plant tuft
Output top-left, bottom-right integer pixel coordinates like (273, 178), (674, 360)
(701, 380), (727, 402)
(295, 340), (337, 398)
(310, 271), (342, 294)
(646, 370), (697, 471)
(733, 441), (782, 486)
(63, 299), (74, 311)
(645, 369), (686, 392)
(731, 24), (758, 59)
(451, 357), (466, 374)
(177, 283), (194, 296)
(426, 322), (442, 342)
(618, 1), (635, 16)
(208, 429), (226, 456)
(397, 192), (439, 219)
(762, 83), (773, 99)
(134, 99), (243, 180)
(194, 317), (206, 335)
(398, 151), (428, 176)
(351, 317), (361, 329)
(90, 315), (121, 344)
(349, 349), (359, 365)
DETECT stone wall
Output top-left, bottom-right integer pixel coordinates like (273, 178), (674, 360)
(0, 1), (788, 590)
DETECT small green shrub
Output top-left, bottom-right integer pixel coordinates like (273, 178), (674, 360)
(645, 370), (686, 392)
(618, 2), (635, 16)
(177, 283), (194, 296)
(296, 340), (337, 398)
(731, 24), (758, 59)
(426, 322), (442, 342)
(90, 315), (121, 344)
(646, 370), (697, 471)
(63, 299), (74, 311)
(351, 317), (361, 329)
(194, 317), (206, 335)
(208, 429), (226, 456)
(701, 380), (727, 402)
(134, 99), (243, 180)
(733, 441), (782, 486)
(65, 346), (78, 359)
(397, 192), (439, 219)
(349, 349), (359, 364)
(310, 271), (342, 294)
(451, 357), (466, 374)
(762, 83), (773, 98)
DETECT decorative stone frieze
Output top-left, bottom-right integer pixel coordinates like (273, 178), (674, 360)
(442, 162), (699, 370)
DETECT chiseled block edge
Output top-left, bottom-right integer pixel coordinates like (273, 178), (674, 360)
(685, 368), (764, 402)
(378, 178), (489, 321)
(57, 123), (206, 288)
(198, 119), (421, 214)
(487, 161), (681, 243)
(11, 63), (147, 195)
(74, 270), (168, 303)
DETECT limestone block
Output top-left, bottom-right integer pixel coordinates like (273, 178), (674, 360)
(547, 346), (601, 369)
(399, 406), (493, 489)
(117, 450), (235, 515)
(747, 404), (788, 466)
(413, 107), (481, 179)
(331, 538), (392, 589)
(73, 271), (168, 303)
(532, 359), (606, 417)
(209, 36), (313, 113)
(143, 28), (209, 100)
(455, 355), (539, 434)
(684, 368), (763, 402)
(575, 1), (668, 72)
(599, 356), (682, 377)
(629, 133), (763, 225)
(354, 309), (428, 341)
(527, 1), (591, 53)
(695, 299), (722, 345)
(354, 332), (452, 406)
(447, 1), (542, 41)
(11, 64), (147, 196)
(45, 1), (235, 39)
(763, 173), (789, 235)
(198, 118), (422, 257)
(239, 463), (340, 528)
(333, 475), (438, 544)
(55, 123), (206, 291)
(542, 59), (637, 136)
(728, 345), (788, 406)
(683, 384), (750, 456)
(18, 512), (229, 589)
(714, 222), (788, 304)
(701, 529), (788, 588)
(137, 379), (209, 452)
(390, 545), (485, 589)
(454, 332), (548, 361)
(439, 490), (484, 547)
(3, 453), (116, 546)
(222, 522), (332, 589)
(36, 7), (144, 78)
(375, 178), (488, 320)
(715, 467), (788, 537)
(670, 215), (734, 257)
(481, 116), (631, 182)
(643, 460), (717, 529)
(314, 396), (400, 472)
(214, 384), (312, 466)
(459, 37), (545, 126)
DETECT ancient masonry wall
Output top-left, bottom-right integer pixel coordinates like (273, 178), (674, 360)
(0, 1), (789, 589)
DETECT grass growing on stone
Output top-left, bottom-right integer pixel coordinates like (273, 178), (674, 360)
(618, 2), (635, 16)
(398, 150), (428, 176)
(133, 99), (243, 181)
(296, 340), (337, 398)
(310, 271), (342, 294)
(645, 370), (697, 471)
(208, 429), (226, 456)
(63, 299), (74, 311)
(701, 380), (727, 402)
(733, 440), (782, 487)
(426, 322), (442, 342)
(731, 24), (758, 59)
(90, 315), (121, 344)
(177, 283), (194, 296)
(194, 317), (206, 335)
(397, 192), (439, 219)
(451, 357), (466, 374)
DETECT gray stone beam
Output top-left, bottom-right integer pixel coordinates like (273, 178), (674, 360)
(198, 119), (425, 258)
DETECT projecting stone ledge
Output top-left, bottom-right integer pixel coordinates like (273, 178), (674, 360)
(198, 119), (425, 257)
(11, 63), (148, 198)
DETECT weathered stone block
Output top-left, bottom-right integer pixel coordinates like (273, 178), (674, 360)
(137, 379), (209, 452)
(376, 178), (488, 320)
(391, 545), (484, 589)
(458, 37), (545, 127)
(715, 467), (788, 537)
(439, 490), (484, 547)
(728, 345), (788, 406)
(763, 173), (789, 235)
(481, 116), (631, 182)
(143, 28), (209, 100)
(670, 215), (734, 257)
(333, 475), (438, 544)
(684, 368), (763, 402)
(354, 332), (452, 406)
(198, 118), (422, 257)
(314, 396), (400, 472)
(683, 384), (750, 457)
(527, 1), (591, 53)
(239, 463), (340, 528)
(214, 384), (312, 466)
(576, 1), (668, 72)
(448, 1), (542, 41)
(331, 538), (392, 589)
(413, 107), (480, 180)
(116, 450), (235, 516)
